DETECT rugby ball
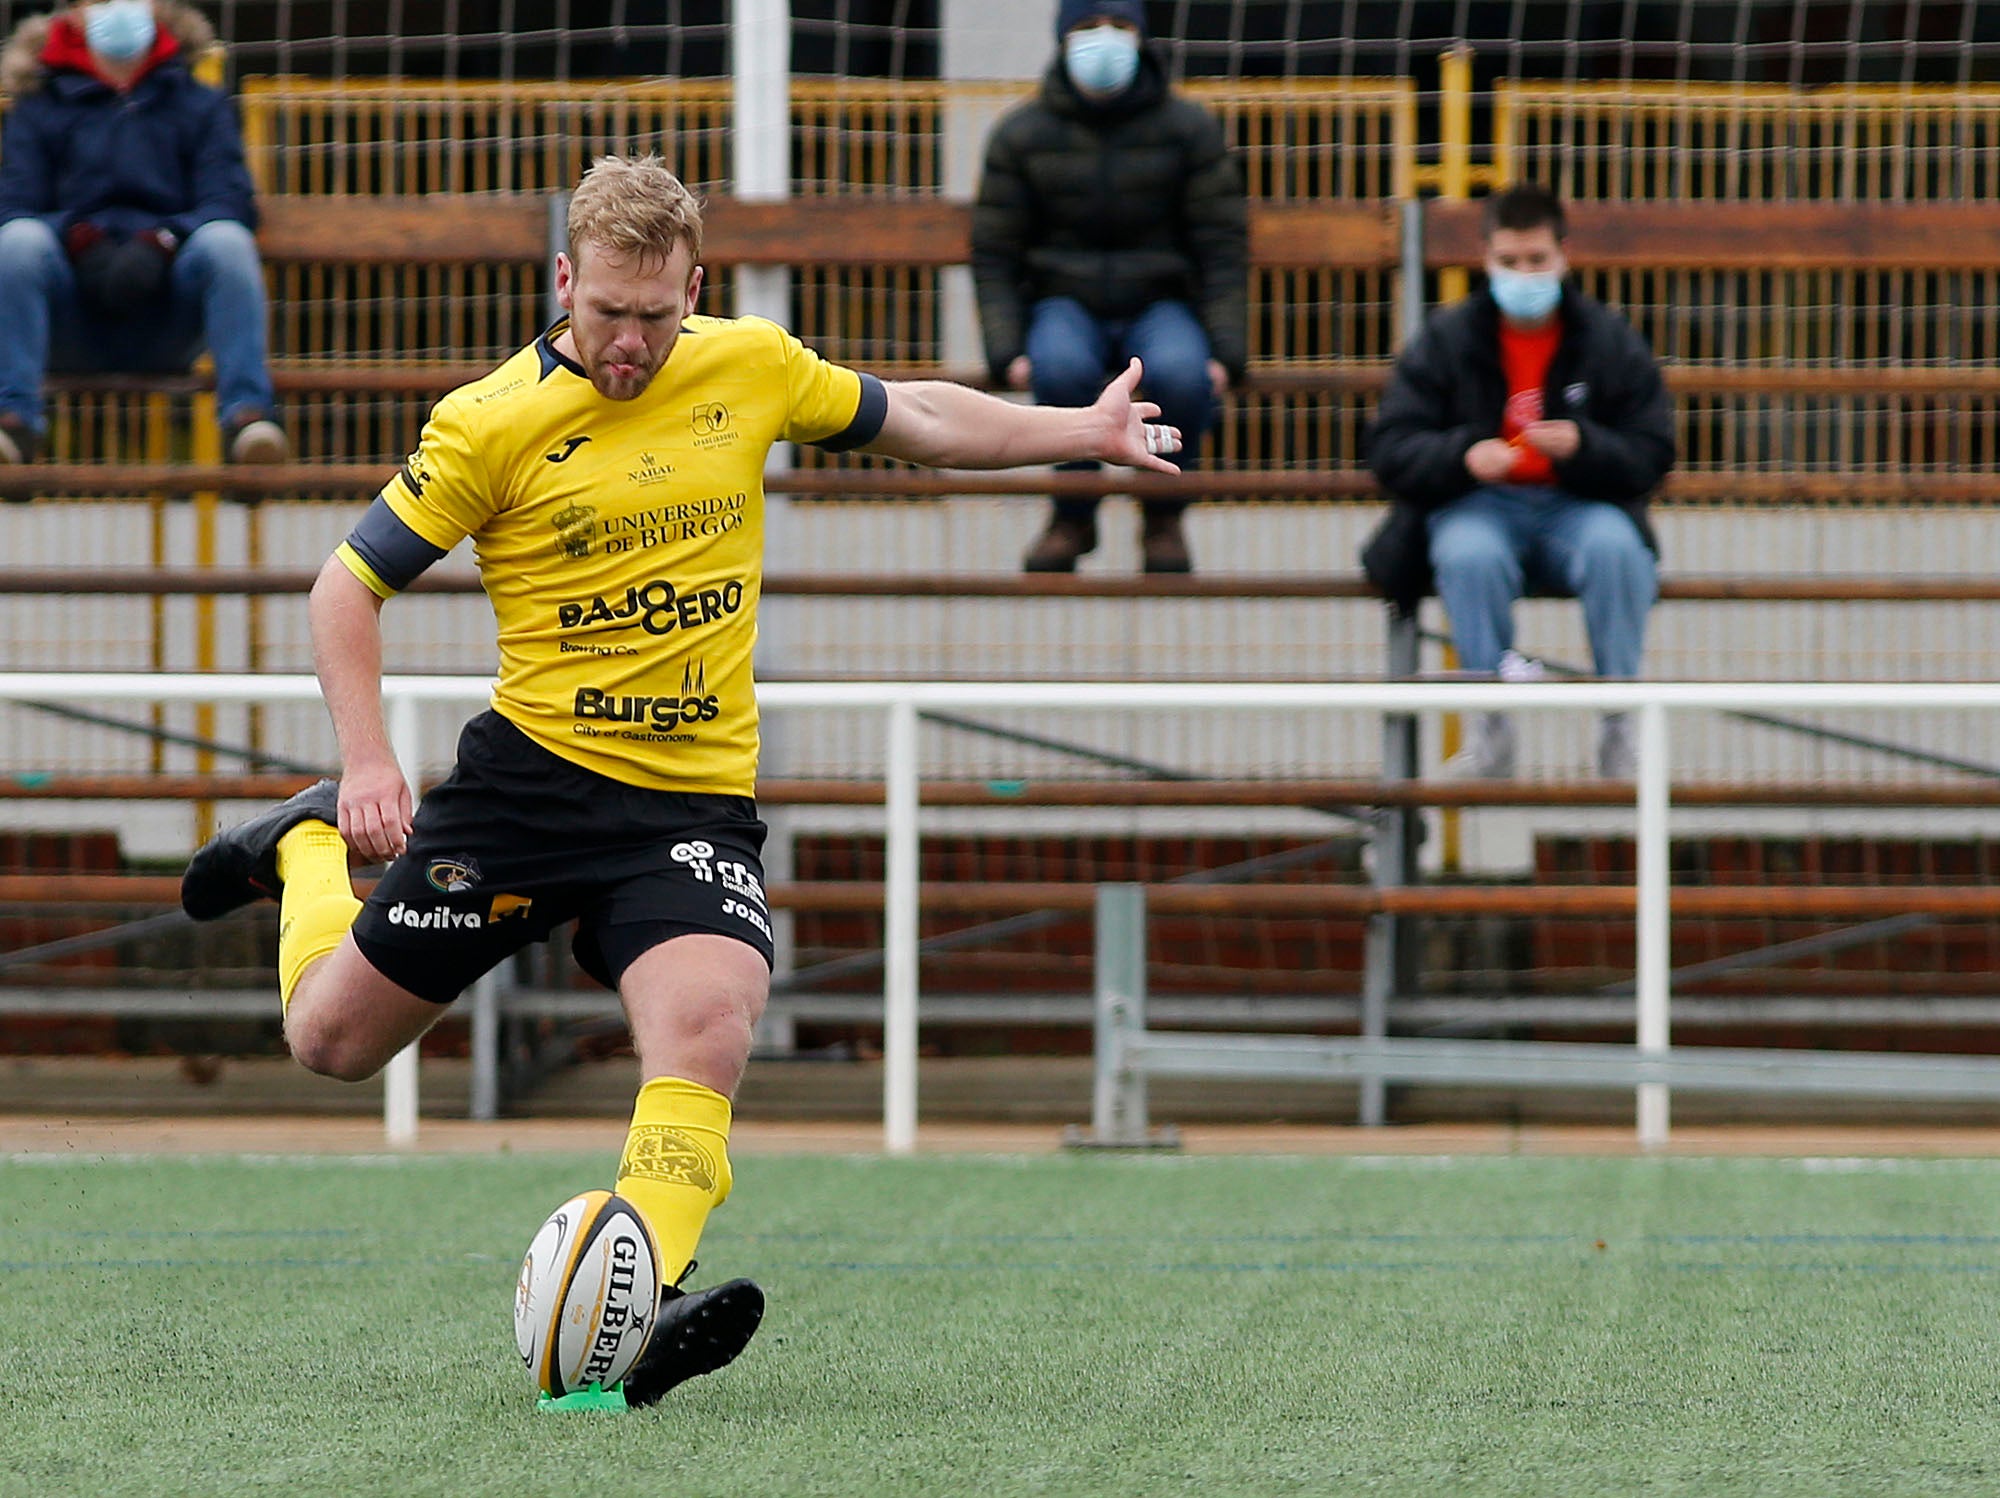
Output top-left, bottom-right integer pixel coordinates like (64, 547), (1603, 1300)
(514, 1190), (663, 1397)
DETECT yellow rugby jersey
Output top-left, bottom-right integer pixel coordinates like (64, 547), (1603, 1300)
(334, 314), (886, 795)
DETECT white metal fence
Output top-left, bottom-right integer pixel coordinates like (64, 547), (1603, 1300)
(2, 672), (1998, 1152)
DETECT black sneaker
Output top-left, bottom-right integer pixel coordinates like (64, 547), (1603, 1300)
(621, 1276), (765, 1408)
(180, 778), (340, 921)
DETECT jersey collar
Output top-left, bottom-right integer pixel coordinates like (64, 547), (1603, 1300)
(536, 319), (588, 381)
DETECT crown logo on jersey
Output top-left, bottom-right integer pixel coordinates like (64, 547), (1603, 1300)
(551, 503), (597, 559)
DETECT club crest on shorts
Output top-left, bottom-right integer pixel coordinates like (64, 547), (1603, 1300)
(617, 1124), (719, 1193)
(426, 856), (482, 894)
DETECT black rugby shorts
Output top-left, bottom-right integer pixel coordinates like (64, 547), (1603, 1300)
(350, 710), (774, 1004)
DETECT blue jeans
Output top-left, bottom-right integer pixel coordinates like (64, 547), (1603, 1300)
(1426, 484), (1657, 678)
(0, 217), (277, 435)
(1024, 296), (1215, 522)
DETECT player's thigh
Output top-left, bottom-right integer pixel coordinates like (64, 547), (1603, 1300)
(283, 933), (451, 1082)
(616, 932), (773, 1079)
(578, 825), (776, 1085)
(349, 845), (573, 1009)
(348, 711), (589, 1005)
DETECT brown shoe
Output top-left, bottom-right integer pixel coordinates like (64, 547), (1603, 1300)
(1023, 514), (1098, 573)
(1141, 511), (1192, 574)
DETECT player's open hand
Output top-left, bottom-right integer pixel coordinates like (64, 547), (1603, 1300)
(338, 752), (414, 865)
(1094, 358), (1183, 474)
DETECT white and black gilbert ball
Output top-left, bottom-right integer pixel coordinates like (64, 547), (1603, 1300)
(514, 1190), (663, 1398)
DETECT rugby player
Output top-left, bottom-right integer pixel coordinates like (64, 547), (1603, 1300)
(179, 154), (1182, 1406)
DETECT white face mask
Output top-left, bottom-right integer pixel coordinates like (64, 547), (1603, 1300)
(1063, 25), (1141, 98)
(1487, 265), (1564, 323)
(84, 0), (157, 63)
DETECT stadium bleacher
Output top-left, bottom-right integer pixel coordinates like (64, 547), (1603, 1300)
(4, 56), (2000, 1117)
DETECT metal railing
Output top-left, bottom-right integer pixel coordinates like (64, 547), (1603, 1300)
(3, 672), (2000, 1152)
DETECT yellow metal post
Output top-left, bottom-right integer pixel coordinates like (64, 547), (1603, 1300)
(239, 77), (274, 194)
(1437, 45), (1474, 307)
(1436, 45), (1476, 871)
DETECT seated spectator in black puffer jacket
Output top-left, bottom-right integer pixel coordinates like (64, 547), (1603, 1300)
(0, 0), (286, 465)
(972, 0), (1246, 574)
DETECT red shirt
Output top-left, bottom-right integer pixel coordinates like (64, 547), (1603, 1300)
(1498, 319), (1562, 484)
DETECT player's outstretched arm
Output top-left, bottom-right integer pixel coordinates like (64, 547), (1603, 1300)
(862, 357), (1182, 473)
(307, 556), (414, 863)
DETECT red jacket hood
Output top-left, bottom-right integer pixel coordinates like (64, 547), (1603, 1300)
(40, 11), (181, 91)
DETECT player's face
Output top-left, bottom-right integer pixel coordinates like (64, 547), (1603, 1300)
(557, 239), (704, 402)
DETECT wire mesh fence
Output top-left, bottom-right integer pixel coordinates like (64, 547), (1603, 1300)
(0, 2), (1978, 88)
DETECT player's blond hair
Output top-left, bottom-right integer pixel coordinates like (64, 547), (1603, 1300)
(567, 154), (705, 271)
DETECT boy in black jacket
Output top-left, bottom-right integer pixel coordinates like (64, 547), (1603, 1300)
(1368, 184), (1673, 778)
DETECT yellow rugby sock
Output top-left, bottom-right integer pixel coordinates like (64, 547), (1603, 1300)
(275, 822), (359, 1012)
(614, 1076), (735, 1287)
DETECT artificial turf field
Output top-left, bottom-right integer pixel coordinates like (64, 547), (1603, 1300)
(4, 1150), (1999, 1497)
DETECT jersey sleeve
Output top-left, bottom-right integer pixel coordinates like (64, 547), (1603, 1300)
(333, 393), (495, 598)
(776, 323), (888, 451)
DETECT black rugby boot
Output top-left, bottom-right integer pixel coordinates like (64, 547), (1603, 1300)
(621, 1276), (765, 1408)
(180, 778), (341, 921)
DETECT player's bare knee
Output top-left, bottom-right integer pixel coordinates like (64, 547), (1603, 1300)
(680, 994), (758, 1053)
(633, 990), (759, 1086)
(284, 1005), (386, 1083)
(726, 981), (767, 1031)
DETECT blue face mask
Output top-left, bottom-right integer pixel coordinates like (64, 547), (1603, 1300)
(84, 1), (157, 63)
(1487, 266), (1564, 324)
(1063, 25), (1141, 98)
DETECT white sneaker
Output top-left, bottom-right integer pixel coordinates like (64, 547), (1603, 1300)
(0, 419), (38, 463)
(228, 418), (289, 464)
(1497, 649), (1545, 684)
(1597, 712), (1637, 779)
(1444, 711), (1517, 778)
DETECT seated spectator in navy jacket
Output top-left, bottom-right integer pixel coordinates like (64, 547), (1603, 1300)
(1368, 184), (1673, 779)
(0, 0), (285, 464)
(972, 0), (1246, 574)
